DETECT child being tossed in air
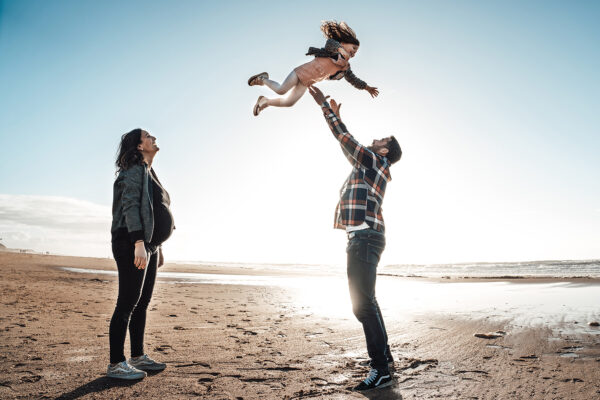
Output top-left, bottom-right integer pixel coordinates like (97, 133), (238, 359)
(248, 20), (379, 116)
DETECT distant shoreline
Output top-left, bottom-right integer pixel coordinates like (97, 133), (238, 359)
(3, 251), (599, 281)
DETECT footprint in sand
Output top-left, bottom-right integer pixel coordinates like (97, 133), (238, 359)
(515, 354), (538, 361)
(154, 344), (173, 353)
(399, 358), (439, 374)
(19, 373), (42, 383)
(474, 331), (506, 339)
(486, 344), (511, 350)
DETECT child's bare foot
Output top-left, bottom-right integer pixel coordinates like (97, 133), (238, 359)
(253, 96), (268, 116)
(248, 72), (268, 86)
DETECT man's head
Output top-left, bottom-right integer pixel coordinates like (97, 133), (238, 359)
(369, 136), (402, 164)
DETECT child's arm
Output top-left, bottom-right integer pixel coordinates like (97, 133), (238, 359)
(344, 69), (379, 98)
(323, 38), (348, 67)
(324, 38), (341, 53)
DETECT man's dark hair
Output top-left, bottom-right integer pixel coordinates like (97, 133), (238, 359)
(115, 128), (143, 173)
(386, 136), (402, 164)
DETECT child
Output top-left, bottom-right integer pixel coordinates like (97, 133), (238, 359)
(248, 20), (379, 116)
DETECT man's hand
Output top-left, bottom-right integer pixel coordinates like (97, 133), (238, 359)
(330, 99), (342, 118)
(158, 247), (164, 268)
(365, 85), (379, 98)
(308, 86), (329, 105)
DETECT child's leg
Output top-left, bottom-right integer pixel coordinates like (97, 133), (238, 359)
(266, 83), (308, 107)
(263, 71), (300, 95)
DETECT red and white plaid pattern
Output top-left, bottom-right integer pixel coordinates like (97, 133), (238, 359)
(321, 102), (392, 232)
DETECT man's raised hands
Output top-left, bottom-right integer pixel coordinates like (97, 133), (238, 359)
(308, 86), (342, 118)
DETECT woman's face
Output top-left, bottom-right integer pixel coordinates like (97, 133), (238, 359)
(138, 130), (159, 153)
(341, 42), (359, 58)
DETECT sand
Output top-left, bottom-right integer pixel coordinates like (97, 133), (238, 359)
(1, 252), (599, 399)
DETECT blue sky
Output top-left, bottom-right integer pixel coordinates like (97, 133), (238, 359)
(0, 0), (598, 264)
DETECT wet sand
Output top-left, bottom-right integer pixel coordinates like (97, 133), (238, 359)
(1, 252), (599, 399)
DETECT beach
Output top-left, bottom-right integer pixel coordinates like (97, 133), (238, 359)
(1, 252), (599, 399)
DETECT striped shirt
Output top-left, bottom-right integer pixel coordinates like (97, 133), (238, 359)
(321, 102), (392, 232)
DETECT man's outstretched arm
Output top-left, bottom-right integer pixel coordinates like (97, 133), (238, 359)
(308, 86), (377, 168)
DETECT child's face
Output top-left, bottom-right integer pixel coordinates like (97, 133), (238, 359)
(340, 42), (359, 58)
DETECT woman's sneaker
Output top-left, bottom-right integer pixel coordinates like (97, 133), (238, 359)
(128, 354), (166, 371)
(353, 368), (393, 391)
(106, 361), (147, 380)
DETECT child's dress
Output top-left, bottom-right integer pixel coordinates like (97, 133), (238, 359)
(294, 39), (368, 90)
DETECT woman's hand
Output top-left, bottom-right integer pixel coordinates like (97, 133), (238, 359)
(158, 247), (164, 268)
(365, 85), (379, 98)
(134, 241), (147, 270)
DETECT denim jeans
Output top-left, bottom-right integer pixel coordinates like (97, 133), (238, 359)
(346, 228), (390, 372)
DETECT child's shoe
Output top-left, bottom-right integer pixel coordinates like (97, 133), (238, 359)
(248, 72), (268, 86)
(253, 96), (268, 116)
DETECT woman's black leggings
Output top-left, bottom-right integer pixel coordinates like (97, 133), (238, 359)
(109, 239), (158, 364)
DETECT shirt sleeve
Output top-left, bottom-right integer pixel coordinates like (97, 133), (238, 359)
(344, 68), (367, 90)
(321, 102), (378, 169)
(121, 165), (145, 241)
(324, 38), (341, 52)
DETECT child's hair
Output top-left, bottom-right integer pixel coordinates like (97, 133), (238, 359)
(320, 20), (360, 46)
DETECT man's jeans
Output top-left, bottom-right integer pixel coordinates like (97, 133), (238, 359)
(346, 228), (390, 372)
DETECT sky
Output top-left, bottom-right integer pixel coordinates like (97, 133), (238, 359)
(0, 0), (599, 266)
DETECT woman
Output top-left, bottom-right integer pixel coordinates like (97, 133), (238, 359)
(107, 128), (175, 380)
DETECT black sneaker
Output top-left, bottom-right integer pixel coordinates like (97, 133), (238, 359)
(387, 352), (395, 370)
(353, 368), (393, 391)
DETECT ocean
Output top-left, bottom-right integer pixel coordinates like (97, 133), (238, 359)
(383, 259), (600, 278)
(172, 259), (600, 279)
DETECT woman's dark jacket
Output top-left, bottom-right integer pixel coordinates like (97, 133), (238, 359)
(111, 164), (154, 243)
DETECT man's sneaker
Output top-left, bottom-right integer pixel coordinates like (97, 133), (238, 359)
(354, 368), (393, 391)
(387, 353), (395, 371)
(106, 361), (147, 380)
(358, 354), (395, 370)
(128, 354), (166, 371)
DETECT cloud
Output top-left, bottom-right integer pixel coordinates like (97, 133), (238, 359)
(0, 194), (111, 257)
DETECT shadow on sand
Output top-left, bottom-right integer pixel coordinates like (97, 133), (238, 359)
(55, 371), (163, 400)
(357, 382), (403, 400)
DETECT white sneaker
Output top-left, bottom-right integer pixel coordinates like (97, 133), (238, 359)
(128, 354), (166, 371)
(107, 361), (147, 380)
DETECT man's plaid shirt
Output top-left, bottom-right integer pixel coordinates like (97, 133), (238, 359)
(321, 101), (392, 232)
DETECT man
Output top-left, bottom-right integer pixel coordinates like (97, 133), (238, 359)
(308, 86), (402, 391)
